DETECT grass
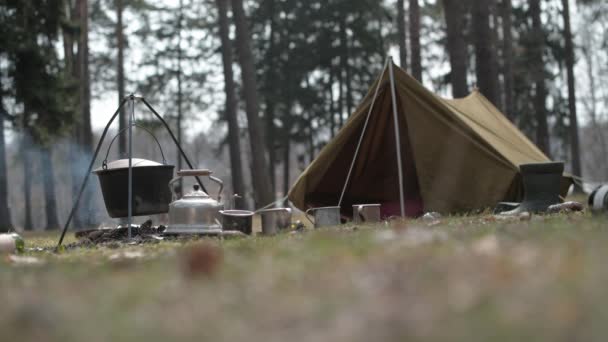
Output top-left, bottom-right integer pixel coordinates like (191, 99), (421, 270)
(1, 212), (607, 341)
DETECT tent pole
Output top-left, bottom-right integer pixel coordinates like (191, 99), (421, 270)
(388, 57), (406, 218)
(338, 57), (390, 207)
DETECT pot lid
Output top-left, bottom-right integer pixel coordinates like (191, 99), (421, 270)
(183, 184), (211, 199)
(93, 158), (173, 173)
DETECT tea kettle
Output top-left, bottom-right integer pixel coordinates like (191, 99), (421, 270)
(165, 169), (224, 234)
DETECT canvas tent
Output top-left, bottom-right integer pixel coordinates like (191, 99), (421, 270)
(288, 59), (572, 217)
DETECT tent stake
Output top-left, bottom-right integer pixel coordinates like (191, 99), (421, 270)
(388, 58), (406, 218)
(338, 58), (390, 207)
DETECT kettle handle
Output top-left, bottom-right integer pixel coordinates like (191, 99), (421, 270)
(209, 175), (223, 203)
(177, 169), (212, 177)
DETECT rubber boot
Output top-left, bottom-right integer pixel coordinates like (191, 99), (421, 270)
(501, 162), (564, 215)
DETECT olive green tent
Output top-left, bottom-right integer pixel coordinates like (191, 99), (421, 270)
(288, 59), (572, 216)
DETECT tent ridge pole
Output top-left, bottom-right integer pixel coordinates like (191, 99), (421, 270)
(388, 57), (406, 217)
(338, 57), (391, 207)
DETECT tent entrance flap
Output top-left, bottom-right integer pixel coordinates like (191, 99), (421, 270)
(316, 85), (422, 218)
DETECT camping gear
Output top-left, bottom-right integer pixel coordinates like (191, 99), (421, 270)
(305, 206), (341, 228)
(58, 95), (206, 249)
(258, 208), (292, 235)
(94, 159), (174, 217)
(589, 185), (608, 213)
(493, 202), (520, 214)
(220, 210), (254, 235)
(0, 233), (24, 254)
(165, 169), (224, 234)
(288, 58), (572, 217)
(93, 125), (174, 218)
(352, 204), (381, 224)
(498, 162), (564, 214)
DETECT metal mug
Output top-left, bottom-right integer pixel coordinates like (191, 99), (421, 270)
(305, 206), (341, 228)
(258, 208), (292, 235)
(352, 204), (381, 224)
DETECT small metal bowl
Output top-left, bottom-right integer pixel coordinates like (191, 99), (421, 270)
(220, 210), (254, 235)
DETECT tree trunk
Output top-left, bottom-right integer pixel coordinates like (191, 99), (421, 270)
(176, 0), (184, 194)
(216, 0), (246, 209)
(40, 146), (60, 230)
(63, 0), (84, 228)
(561, 0), (582, 191)
(337, 56), (344, 127)
(582, 30), (608, 179)
(472, 0), (500, 105)
(409, 0), (422, 82)
(340, 17), (353, 116)
(328, 66), (336, 137)
(397, 0), (408, 69)
(442, 0), (468, 98)
(0, 94), (12, 232)
(529, 0), (550, 156)
(231, 0), (274, 207)
(264, 0), (277, 194)
(490, 1), (503, 110)
(501, 0), (515, 120)
(116, 0), (126, 158)
(21, 131), (33, 231)
(283, 131), (290, 197)
(78, 0), (96, 226)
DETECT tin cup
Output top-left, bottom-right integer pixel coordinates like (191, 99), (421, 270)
(258, 208), (292, 235)
(305, 206), (341, 228)
(352, 204), (381, 224)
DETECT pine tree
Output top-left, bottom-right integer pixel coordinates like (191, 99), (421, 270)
(231, 0), (274, 207)
(561, 0), (582, 190)
(409, 0), (422, 82)
(442, 0), (468, 97)
(501, 0), (515, 120)
(472, 0), (500, 105)
(0, 88), (12, 232)
(215, 0), (246, 208)
(529, 0), (550, 156)
(397, 0), (408, 69)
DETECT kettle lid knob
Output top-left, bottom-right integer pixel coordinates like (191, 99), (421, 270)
(193, 184), (200, 191)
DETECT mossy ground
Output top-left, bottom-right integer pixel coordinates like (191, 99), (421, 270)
(1, 212), (606, 341)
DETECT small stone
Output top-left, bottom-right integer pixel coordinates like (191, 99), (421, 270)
(422, 212), (442, 221)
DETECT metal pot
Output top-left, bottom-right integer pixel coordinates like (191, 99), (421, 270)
(352, 204), (381, 224)
(220, 210), (254, 235)
(258, 208), (292, 235)
(93, 125), (174, 218)
(165, 169), (224, 234)
(305, 206), (341, 228)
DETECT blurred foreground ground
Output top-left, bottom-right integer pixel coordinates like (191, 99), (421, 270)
(1, 212), (607, 341)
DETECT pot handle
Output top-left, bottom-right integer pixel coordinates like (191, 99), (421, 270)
(305, 208), (315, 226)
(168, 176), (182, 199)
(102, 124), (167, 169)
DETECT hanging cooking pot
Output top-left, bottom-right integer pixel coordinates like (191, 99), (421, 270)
(165, 169), (224, 234)
(93, 125), (174, 218)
